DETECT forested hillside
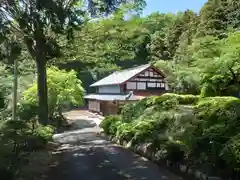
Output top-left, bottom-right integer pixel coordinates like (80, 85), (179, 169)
(55, 0), (240, 95)
(1, 0), (240, 95)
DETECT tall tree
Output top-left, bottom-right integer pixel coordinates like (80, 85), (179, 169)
(164, 12), (186, 59)
(0, 0), (144, 124)
(174, 10), (199, 64)
(146, 13), (175, 61)
(226, 0), (240, 29)
(196, 0), (227, 38)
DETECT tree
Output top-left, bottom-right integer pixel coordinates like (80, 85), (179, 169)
(146, 13), (175, 61)
(23, 67), (85, 119)
(174, 10), (199, 64)
(196, 0), (227, 38)
(226, 0), (240, 29)
(164, 12), (185, 59)
(0, 0), (144, 124)
(193, 32), (240, 97)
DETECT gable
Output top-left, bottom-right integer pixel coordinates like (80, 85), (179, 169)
(125, 67), (167, 90)
(134, 67), (165, 79)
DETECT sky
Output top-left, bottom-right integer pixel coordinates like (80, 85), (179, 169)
(143, 0), (208, 16)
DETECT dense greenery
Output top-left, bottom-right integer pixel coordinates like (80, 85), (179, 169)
(0, 1), (144, 179)
(1, 0), (240, 179)
(0, 66), (84, 179)
(54, 0), (240, 97)
(100, 94), (240, 179)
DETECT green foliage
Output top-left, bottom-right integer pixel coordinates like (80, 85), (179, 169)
(99, 115), (121, 135)
(0, 119), (54, 179)
(196, 0), (227, 38)
(162, 93), (200, 105)
(192, 97), (240, 171)
(195, 96), (240, 128)
(116, 123), (135, 141)
(121, 99), (148, 122)
(23, 67), (85, 118)
(220, 133), (240, 170)
(102, 95), (240, 177)
(33, 125), (55, 142)
(121, 95), (180, 122)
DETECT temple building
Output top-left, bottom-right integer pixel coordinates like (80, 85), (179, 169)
(84, 64), (169, 116)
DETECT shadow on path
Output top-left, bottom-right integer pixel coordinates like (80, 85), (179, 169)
(48, 115), (183, 180)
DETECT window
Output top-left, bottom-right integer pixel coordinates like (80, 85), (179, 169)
(149, 71), (154, 77)
(147, 82), (156, 88)
(161, 83), (165, 88)
(126, 82), (136, 89)
(145, 71), (149, 76)
(137, 82), (146, 90)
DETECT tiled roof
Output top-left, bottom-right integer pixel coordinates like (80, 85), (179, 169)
(90, 64), (151, 87)
(84, 94), (145, 101)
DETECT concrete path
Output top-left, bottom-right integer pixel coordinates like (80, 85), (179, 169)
(48, 110), (184, 180)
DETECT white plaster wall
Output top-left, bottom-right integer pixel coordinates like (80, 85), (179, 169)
(98, 85), (120, 94)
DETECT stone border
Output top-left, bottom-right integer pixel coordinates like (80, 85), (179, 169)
(109, 136), (222, 180)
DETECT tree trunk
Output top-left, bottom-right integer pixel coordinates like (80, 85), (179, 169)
(12, 58), (18, 121)
(36, 38), (48, 125)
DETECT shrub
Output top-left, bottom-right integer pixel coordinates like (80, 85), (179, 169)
(162, 93), (200, 105)
(195, 96), (240, 127)
(99, 115), (121, 135)
(131, 121), (156, 144)
(121, 95), (179, 122)
(23, 67), (85, 119)
(17, 102), (38, 121)
(33, 125), (55, 142)
(121, 98), (149, 122)
(146, 95), (179, 110)
(192, 97), (240, 170)
(116, 123), (134, 142)
(220, 133), (240, 171)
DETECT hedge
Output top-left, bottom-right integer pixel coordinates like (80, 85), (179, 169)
(162, 93), (200, 105)
(101, 95), (240, 178)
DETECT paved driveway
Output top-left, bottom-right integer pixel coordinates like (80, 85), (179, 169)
(48, 110), (184, 180)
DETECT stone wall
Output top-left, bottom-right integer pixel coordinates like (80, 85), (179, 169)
(109, 136), (224, 180)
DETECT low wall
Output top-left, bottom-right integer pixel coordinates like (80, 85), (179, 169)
(108, 136), (223, 180)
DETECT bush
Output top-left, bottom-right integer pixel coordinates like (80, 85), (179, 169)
(121, 95), (179, 122)
(116, 123), (135, 142)
(33, 125), (55, 142)
(17, 102), (38, 121)
(23, 67), (85, 119)
(220, 133), (240, 171)
(192, 97), (240, 171)
(99, 115), (121, 135)
(102, 94), (240, 178)
(162, 93), (200, 105)
(195, 96), (240, 127)
(131, 121), (156, 144)
(146, 95), (179, 110)
(121, 99), (149, 122)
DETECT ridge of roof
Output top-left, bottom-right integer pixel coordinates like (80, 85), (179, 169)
(114, 64), (151, 73)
